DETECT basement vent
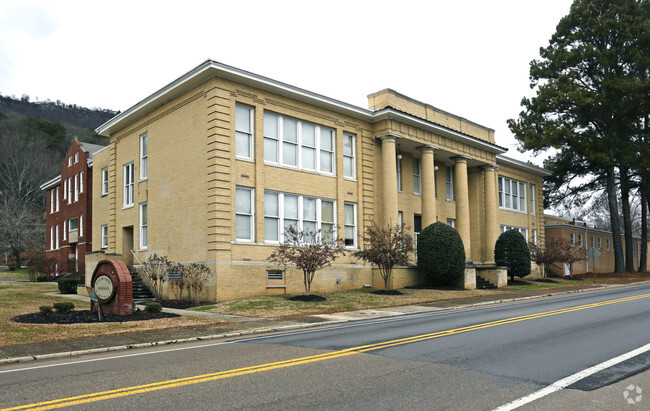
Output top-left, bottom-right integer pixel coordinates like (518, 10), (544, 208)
(267, 270), (284, 281)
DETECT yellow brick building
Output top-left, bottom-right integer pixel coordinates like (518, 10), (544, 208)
(88, 60), (550, 302)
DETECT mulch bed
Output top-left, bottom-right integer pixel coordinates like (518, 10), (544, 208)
(371, 289), (405, 296)
(12, 310), (179, 324)
(288, 295), (327, 302)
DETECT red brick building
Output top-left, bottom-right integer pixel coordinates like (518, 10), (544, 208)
(40, 139), (106, 280)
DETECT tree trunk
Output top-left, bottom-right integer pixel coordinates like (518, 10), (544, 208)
(12, 247), (22, 270)
(619, 164), (635, 272)
(640, 176), (648, 272)
(304, 270), (311, 295)
(606, 167), (625, 273)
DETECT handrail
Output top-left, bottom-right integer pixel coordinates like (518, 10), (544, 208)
(130, 250), (153, 282)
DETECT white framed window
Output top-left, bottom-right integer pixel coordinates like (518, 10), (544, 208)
(102, 167), (109, 196)
(140, 132), (148, 179)
(530, 185), (536, 215)
(80, 215), (83, 237)
(532, 229), (537, 245)
(344, 202), (357, 248)
(69, 217), (78, 232)
(396, 155), (402, 191)
(398, 211), (403, 230)
(80, 171), (84, 194)
(607, 238), (611, 251)
(343, 133), (356, 179)
(123, 162), (134, 207)
(68, 156), (72, 167)
(263, 111), (335, 175)
(445, 166), (454, 201)
(63, 220), (67, 241)
(590, 236), (595, 249)
(74, 174), (79, 202)
(50, 226), (54, 250)
(63, 178), (67, 200)
(55, 187), (59, 212)
(571, 232), (576, 246)
(578, 234), (583, 248)
(50, 189), (55, 214)
(140, 202), (147, 249)
(263, 191), (337, 243)
(101, 225), (108, 249)
(500, 224), (528, 239)
(498, 176), (527, 212)
(55, 225), (59, 249)
(236, 187), (254, 241)
(598, 237), (602, 249)
(74, 153), (79, 163)
(235, 104), (254, 160)
(67, 177), (72, 204)
(447, 218), (455, 228)
(413, 157), (421, 195)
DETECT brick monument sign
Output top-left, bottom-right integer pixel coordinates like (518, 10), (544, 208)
(90, 260), (133, 315)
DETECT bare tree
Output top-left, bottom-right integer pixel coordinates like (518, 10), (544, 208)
(267, 226), (345, 295)
(141, 254), (171, 299)
(181, 263), (213, 303)
(529, 238), (581, 279)
(353, 222), (413, 290)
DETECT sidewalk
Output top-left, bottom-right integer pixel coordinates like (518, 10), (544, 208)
(0, 282), (644, 365)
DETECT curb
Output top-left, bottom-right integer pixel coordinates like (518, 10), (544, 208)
(2, 281), (649, 365)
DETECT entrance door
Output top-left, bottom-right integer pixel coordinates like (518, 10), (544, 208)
(122, 226), (134, 265)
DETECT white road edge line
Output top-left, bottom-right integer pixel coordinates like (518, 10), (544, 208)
(494, 342), (650, 410)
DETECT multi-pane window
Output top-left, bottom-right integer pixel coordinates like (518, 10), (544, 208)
(50, 226), (54, 250)
(445, 166), (454, 201)
(102, 167), (109, 196)
(140, 203), (148, 249)
(530, 185), (536, 215)
(123, 162), (134, 207)
(498, 176), (527, 212)
(264, 191), (337, 243)
(80, 216), (83, 237)
(63, 179), (67, 200)
(263, 111), (335, 174)
(413, 157), (421, 195)
(590, 236), (595, 249)
(101, 225), (108, 249)
(396, 155), (402, 191)
(63, 220), (67, 241)
(578, 234), (583, 248)
(80, 171), (84, 194)
(55, 225), (59, 249)
(140, 132), (148, 179)
(68, 157), (72, 167)
(74, 153), (79, 163)
(67, 177), (72, 204)
(74, 174), (79, 202)
(344, 203), (357, 247)
(447, 218), (455, 228)
(598, 237), (602, 249)
(607, 238), (611, 251)
(235, 104), (254, 159)
(343, 133), (355, 179)
(532, 229), (537, 245)
(50, 189), (55, 214)
(56, 187), (59, 212)
(236, 187), (254, 241)
(500, 225), (528, 239)
(571, 232), (576, 246)
(69, 217), (79, 231)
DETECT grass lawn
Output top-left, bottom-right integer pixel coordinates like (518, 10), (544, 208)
(0, 268), (31, 281)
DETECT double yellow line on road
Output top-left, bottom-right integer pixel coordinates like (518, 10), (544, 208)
(5, 292), (650, 410)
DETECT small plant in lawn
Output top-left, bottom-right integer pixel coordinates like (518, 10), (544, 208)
(144, 302), (163, 313)
(353, 222), (413, 291)
(268, 226), (345, 297)
(417, 222), (465, 286)
(39, 305), (53, 315)
(57, 277), (79, 294)
(53, 302), (75, 312)
(495, 229), (531, 281)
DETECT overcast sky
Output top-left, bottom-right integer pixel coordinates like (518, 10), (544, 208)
(0, 0), (573, 164)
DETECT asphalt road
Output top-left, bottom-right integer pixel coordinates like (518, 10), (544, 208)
(1, 284), (649, 410)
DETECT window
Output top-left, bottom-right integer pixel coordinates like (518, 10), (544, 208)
(344, 203), (357, 247)
(80, 172), (84, 194)
(74, 153), (79, 163)
(140, 132), (148, 179)
(123, 162), (134, 207)
(235, 104), (254, 159)
(50, 226), (54, 250)
(63, 220), (67, 241)
(74, 174), (79, 202)
(445, 166), (454, 201)
(532, 229), (537, 245)
(578, 234), (583, 248)
(67, 177), (72, 204)
(571, 232), (576, 246)
(396, 155), (402, 191)
(263, 111), (335, 174)
(236, 187), (254, 241)
(412, 157), (421, 195)
(69, 217), (79, 231)
(140, 203), (148, 249)
(530, 185), (536, 215)
(263, 191), (337, 243)
(68, 156), (72, 167)
(343, 133), (355, 179)
(50, 190), (55, 214)
(55, 225), (59, 249)
(63, 179), (67, 200)
(590, 236), (595, 249)
(101, 225), (108, 249)
(598, 237), (602, 249)
(102, 167), (109, 196)
(500, 225), (528, 239)
(447, 218), (455, 228)
(56, 187), (59, 212)
(499, 176), (527, 212)
(607, 238), (611, 251)
(80, 216), (83, 237)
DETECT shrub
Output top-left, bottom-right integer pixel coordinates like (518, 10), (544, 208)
(57, 277), (79, 294)
(144, 302), (163, 313)
(495, 230), (531, 281)
(53, 302), (75, 312)
(39, 305), (53, 315)
(26, 249), (47, 281)
(417, 222), (466, 286)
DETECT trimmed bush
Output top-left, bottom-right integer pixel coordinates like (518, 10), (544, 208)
(417, 222), (466, 286)
(495, 229), (531, 281)
(53, 302), (75, 312)
(57, 277), (79, 294)
(144, 302), (163, 313)
(39, 305), (53, 315)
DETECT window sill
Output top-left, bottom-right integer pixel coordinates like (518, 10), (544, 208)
(122, 204), (134, 210)
(236, 156), (255, 163)
(139, 178), (148, 183)
(264, 162), (337, 178)
(499, 207), (528, 215)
